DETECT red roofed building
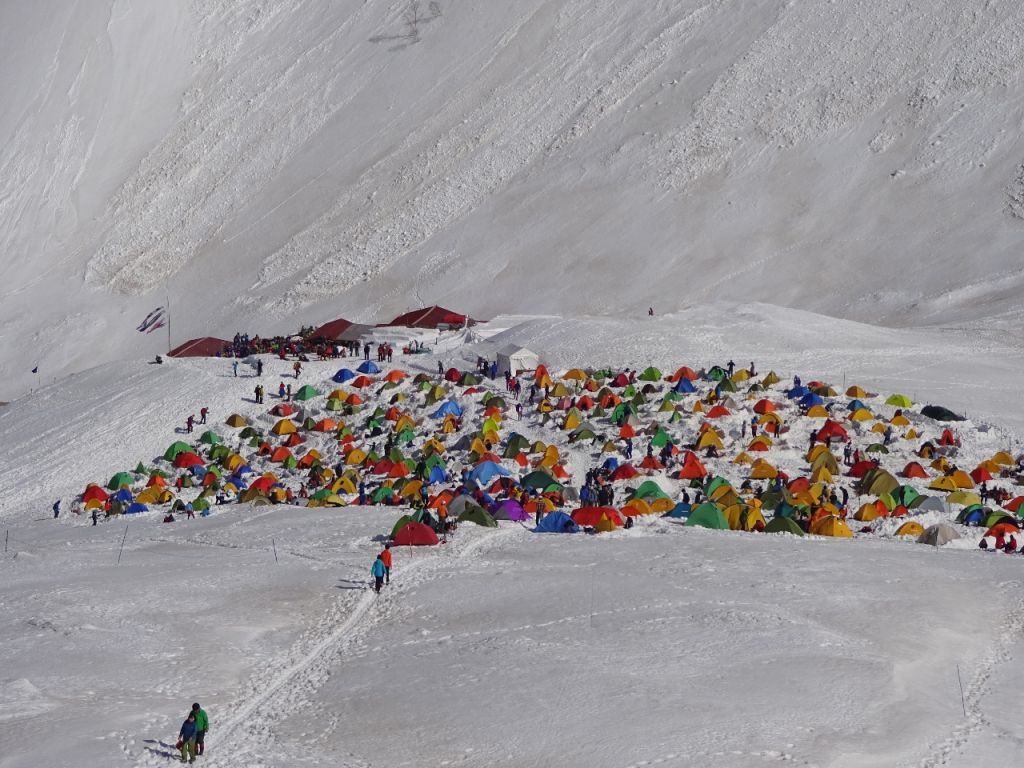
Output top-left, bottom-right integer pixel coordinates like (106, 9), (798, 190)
(384, 306), (475, 329)
(310, 317), (353, 341)
(169, 337), (230, 357)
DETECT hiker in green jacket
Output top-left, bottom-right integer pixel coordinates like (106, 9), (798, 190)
(191, 703), (209, 756)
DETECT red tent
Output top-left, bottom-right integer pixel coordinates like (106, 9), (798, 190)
(610, 464), (639, 481)
(677, 452), (708, 480)
(816, 420), (849, 443)
(173, 452), (204, 468)
(900, 461), (929, 479)
(169, 337), (229, 357)
(572, 507), (624, 527)
(393, 521), (439, 546)
(970, 466), (993, 484)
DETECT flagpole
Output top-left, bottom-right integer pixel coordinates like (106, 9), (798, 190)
(166, 292), (171, 354)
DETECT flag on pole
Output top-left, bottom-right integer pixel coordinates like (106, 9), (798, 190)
(137, 307), (165, 333)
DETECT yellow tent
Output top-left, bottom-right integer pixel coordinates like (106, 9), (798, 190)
(846, 385), (868, 398)
(395, 414), (417, 433)
(849, 408), (873, 422)
(400, 479), (423, 498)
(345, 448), (367, 465)
(623, 499), (653, 516)
(991, 451), (1015, 466)
(810, 515), (854, 538)
(761, 371), (781, 386)
(950, 470), (974, 489)
(750, 459), (778, 479)
(947, 491), (981, 507)
(564, 368), (587, 381)
(853, 503), (881, 521)
(749, 436), (773, 451)
(692, 401), (705, 414)
(890, 413), (910, 426)
(870, 423), (887, 434)
(732, 452), (754, 465)
(696, 429), (724, 450)
(904, 429), (919, 440)
(650, 497), (675, 514)
(540, 445), (560, 468)
(810, 466), (833, 484)
(225, 413), (247, 428)
(563, 411), (582, 431)
(928, 476), (958, 492)
(594, 514), (617, 533)
(805, 404), (829, 418)
(895, 521), (925, 537)
(271, 419), (297, 435)
(731, 369), (751, 382)
(332, 476), (357, 494)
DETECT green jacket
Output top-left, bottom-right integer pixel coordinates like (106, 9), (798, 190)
(194, 708), (209, 732)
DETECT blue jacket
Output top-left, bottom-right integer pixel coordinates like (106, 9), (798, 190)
(371, 559), (387, 578)
(179, 719), (197, 740)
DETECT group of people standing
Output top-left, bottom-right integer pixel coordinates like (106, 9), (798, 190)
(176, 702), (209, 763)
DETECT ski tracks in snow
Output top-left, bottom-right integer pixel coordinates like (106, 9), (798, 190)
(916, 586), (1024, 768)
(124, 526), (519, 767)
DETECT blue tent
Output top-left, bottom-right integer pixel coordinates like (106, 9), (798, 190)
(847, 399), (867, 411)
(602, 457), (620, 470)
(235, 465), (254, 476)
(468, 461), (511, 485)
(798, 392), (825, 408)
(427, 465), (447, 484)
(961, 508), (986, 526)
(188, 464), (207, 477)
(114, 489), (134, 502)
(664, 502), (691, 519)
(674, 378), (696, 394)
(534, 511), (580, 533)
(787, 385), (811, 399)
(230, 476), (249, 490)
(357, 360), (380, 374)
(431, 400), (464, 419)
(332, 368), (356, 383)
(125, 502), (149, 514)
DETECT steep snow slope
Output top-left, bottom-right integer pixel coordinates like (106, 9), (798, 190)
(4, 0), (1024, 397)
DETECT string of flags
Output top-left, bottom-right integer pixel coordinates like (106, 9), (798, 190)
(137, 307), (166, 334)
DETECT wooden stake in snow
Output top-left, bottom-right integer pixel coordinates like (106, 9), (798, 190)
(957, 664), (967, 717)
(116, 525), (128, 565)
(272, 538), (278, 563)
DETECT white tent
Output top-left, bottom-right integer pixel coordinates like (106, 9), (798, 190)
(496, 344), (539, 376)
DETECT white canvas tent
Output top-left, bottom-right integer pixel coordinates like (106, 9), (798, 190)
(497, 344), (539, 376)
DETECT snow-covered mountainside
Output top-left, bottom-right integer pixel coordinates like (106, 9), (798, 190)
(4, 0), (1024, 397)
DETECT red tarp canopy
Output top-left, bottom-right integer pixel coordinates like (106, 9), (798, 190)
(384, 306), (474, 329)
(169, 337), (229, 358)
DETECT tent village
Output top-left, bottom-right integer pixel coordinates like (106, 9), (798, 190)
(73, 353), (1024, 555)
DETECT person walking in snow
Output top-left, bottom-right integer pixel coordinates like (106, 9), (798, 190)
(379, 543), (393, 585)
(256, 359), (264, 377)
(177, 712), (198, 763)
(286, 384), (292, 402)
(186, 415), (194, 434)
(363, 342), (371, 361)
(91, 508), (98, 526)
(371, 554), (387, 593)
(52, 499), (60, 519)
(727, 360), (735, 377)
(293, 360), (301, 379)
(190, 703), (209, 757)
(437, 360), (443, 375)
(623, 437), (633, 460)
(199, 407), (208, 425)
(232, 360), (238, 377)
(278, 382), (286, 399)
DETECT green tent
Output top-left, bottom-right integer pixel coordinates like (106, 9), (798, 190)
(107, 471), (135, 490)
(631, 480), (669, 500)
(704, 476), (732, 498)
(638, 366), (662, 381)
(458, 505), (497, 527)
(706, 366), (727, 382)
(650, 429), (673, 448)
(326, 398), (345, 412)
(372, 486), (396, 503)
(192, 497), (210, 512)
(717, 377), (738, 393)
(294, 384), (320, 401)
(239, 427), (262, 439)
(885, 393), (913, 408)
(163, 441), (192, 462)
(310, 488), (332, 501)
(460, 372), (481, 386)
(198, 430), (221, 445)
(764, 516), (804, 536)
(684, 503), (729, 529)
(134, 462), (148, 474)
(865, 443), (889, 454)
(209, 444), (230, 462)
(522, 470), (556, 490)
(390, 515), (414, 539)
